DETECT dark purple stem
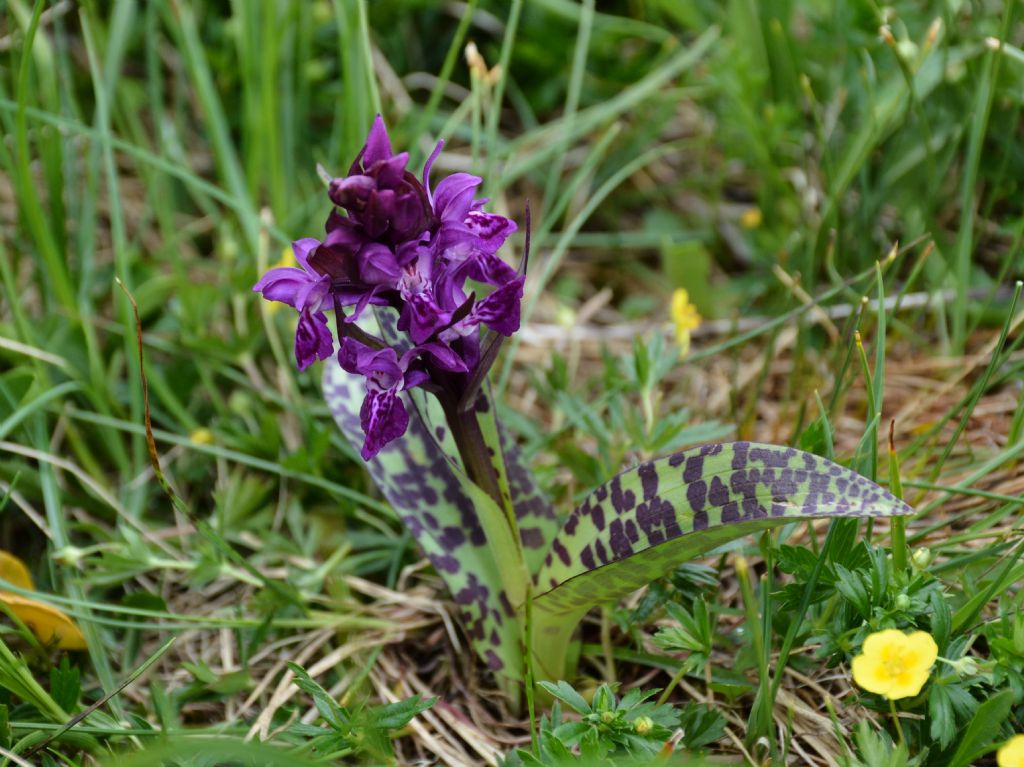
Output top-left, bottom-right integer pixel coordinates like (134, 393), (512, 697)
(439, 392), (504, 509)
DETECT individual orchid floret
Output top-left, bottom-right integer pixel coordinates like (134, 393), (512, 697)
(338, 337), (468, 459)
(253, 238), (334, 370)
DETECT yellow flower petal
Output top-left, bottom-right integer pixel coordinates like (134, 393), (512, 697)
(0, 550), (35, 590)
(670, 289), (702, 354)
(903, 630), (939, 671)
(0, 591), (87, 650)
(998, 735), (1024, 767)
(861, 628), (906, 658)
(851, 653), (892, 696)
(189, 428), (215, 446)
(740, 207), (763, 229)
(884, 668), (931, 700)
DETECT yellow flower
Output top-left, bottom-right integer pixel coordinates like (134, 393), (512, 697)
(189, 427), (215, 446)
(999, 735), (1024, 767)
(851, 629), (937, 700)
(0, 550), (86, 651)
(740, 207), (763, 229)
(670, 288), (701, 356)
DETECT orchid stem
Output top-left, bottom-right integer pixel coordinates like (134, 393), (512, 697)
(441, 394), (505, 511)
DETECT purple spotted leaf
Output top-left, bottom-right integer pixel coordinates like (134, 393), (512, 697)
(528, 442), (913, 680)
(325, 355), (539, 687)
(369, 306), (558, 568)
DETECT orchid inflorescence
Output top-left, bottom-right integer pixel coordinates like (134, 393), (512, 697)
(255, 115), (524, 461)
(253, 116), (914, 691)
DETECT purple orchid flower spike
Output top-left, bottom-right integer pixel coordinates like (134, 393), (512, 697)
(253, 238), (334, 370)
(253, 113), (525, 462)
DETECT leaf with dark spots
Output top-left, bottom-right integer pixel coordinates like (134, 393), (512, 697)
(528, 442), (913, 681)
(324, 360), (525, 682)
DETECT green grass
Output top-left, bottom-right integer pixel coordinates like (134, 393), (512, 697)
(1, 0), (1023, 764)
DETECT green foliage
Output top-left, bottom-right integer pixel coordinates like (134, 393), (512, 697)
(0, 0), (1021, 763)
(652, 599), (714, 678)
(502, 681), (723, 766)
(286, 662), (435, 763)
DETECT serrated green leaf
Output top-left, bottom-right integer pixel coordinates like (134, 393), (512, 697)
(929, 685), (956, 750)
(834, 564), (871, 619)
(370, 694), (436, 729)
(50, 656), (80, 714)
(539, 680), (592, 715)
(287, 662), (348, 731)
(529, 442), (912, 679)
(929, 590), (952, 650)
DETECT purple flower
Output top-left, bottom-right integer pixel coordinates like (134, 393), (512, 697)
(338, 337), (468, 459)
(328, 116), (433, 246)
(253, 114), (526, 456)
(253, 238), (334, 370)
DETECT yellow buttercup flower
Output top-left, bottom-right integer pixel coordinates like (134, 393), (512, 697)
(998, 735), (1024, 767)
(851, 629), (937, 700)
(740, 207), (763, 229)
(670, 289), (701, 356)
(0, 550), (86, 651)
(189, 427), (215, 446)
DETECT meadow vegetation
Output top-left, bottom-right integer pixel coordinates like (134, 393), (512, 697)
(1, 1), (1023, 764)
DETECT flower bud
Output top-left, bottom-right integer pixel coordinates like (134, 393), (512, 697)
(600, 710), (616, 725)
(53, 546), (85, 568)
(911, 547), (933, 570)
(633, 716), (654, 736)
(948, 656), (979, 676)
(895, 593), (911, 611)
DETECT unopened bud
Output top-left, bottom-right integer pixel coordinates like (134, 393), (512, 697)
(925, 18), (942, 47)
(53, 546), (85, 567)
(634, 716), (654, 736)
(896, 39), (918, 61)
(600, 710), (616, 725)
(911, 547), (933, 570)
(880, 26), (895, 46)
(465, 42), (488, 78)
(190, 428), (215, 446)
(948, 656), (979, 676)
(735, 556), (750, 580)
(895, 593), (911, 611)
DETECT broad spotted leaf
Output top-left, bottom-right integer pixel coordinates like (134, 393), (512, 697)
(370, 307), (557, 568)
(468, 386), (559, 572)
(529, 442), (913, 679)
(323, 361), (523, 680)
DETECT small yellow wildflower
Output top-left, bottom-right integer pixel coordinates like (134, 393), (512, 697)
(740, 207), (763, 229)
(998, 735), (1024, 767)
(670, 288), (701, 356)
(189, 428), (215, 446)
(851, 629), (937, 700)
(0, 550), (86, 650)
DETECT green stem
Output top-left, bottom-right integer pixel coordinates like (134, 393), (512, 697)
(889, 699), (906, 750)
(888, 421), (908, 575)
